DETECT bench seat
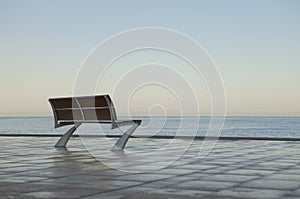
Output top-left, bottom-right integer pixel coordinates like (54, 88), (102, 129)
(48, 95), (142, 150)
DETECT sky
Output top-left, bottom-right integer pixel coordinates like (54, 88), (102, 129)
(0, 0), (299, 116)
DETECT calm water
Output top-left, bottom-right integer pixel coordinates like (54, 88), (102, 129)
(0, 116), (299, 138)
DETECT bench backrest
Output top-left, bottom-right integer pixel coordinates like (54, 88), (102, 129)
(49, 95), (117, 128)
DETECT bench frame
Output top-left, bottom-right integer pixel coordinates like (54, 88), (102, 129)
(49, 95), (141, 150)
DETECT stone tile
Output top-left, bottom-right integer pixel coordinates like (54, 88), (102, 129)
(287, 188), (300, 197)
(23, 187), (101, 199)
(1, 137), (300, 199)
(115, 173), (173, 182)
(175, 164), (217, 170)
(0, 182), (63, 196)
(264, 174), (300, 181)
(216, 187), (286, 198)
(283, 197), (300, 199)
(201, 174), (257, 182)
(23, 191), (75, 199)
(225, 169), (276, 176)
(81, 194), (123, 199)
(150, 188), (211, 198)
(278, 169), (300, 175)
(174, 180), (237, 191)
(121, 192), (192, 199)
(155, 168), (197, 175)
(240, 179), (300, 190)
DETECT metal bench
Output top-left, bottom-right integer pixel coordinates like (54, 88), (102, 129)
(48, 94), (142, 150)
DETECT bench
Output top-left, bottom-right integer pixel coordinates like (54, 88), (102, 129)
(48, 94), (142, 150)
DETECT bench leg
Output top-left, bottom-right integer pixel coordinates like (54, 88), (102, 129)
(55, 123), (81, 147)
(111, 123), (139, 151)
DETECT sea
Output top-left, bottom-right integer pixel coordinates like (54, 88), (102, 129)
(0, 116), (299, 138)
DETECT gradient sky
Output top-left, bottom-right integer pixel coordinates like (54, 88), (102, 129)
(0, 0), (299, 116)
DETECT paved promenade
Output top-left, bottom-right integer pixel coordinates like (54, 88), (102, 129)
(1, 136), (300, 199)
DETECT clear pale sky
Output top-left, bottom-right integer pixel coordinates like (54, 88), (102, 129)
(0, 0), (299, 116)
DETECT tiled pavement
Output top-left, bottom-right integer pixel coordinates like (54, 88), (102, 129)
(0, 136), (300, 199)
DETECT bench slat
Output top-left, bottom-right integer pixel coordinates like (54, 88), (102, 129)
(49, 94), (142, 149)
(49, 95), (117, 127)
(54, 107), (110, 111)
(77, 96), (108, 108)
(49, 98), (79, 109)
(56, 109), (83, 121)
(82, 108), (111, 120)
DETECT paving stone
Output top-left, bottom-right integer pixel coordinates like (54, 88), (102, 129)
(174, 179), (237, 191)
(287, 188), (300, 197)
(216, 187), (287, 198)
(0, 137), (300, 199)
(121, 192), (192, 199)
(278, 169), (300, 175)
(201, 174), (257, 182)
(264, 173), (300, 181)
(149, 188), (211, 198)
(153, 168), (196, 175)
(81, 194), (123, 199)
(225, 169), (276, 176)
(23, 188), (101, 199)
(240, 179), (300, 190)
(115, 173), (173, 182)
(23, 191), (76, 199)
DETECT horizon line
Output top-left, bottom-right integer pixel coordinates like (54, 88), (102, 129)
(0, 115), (300, 118)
